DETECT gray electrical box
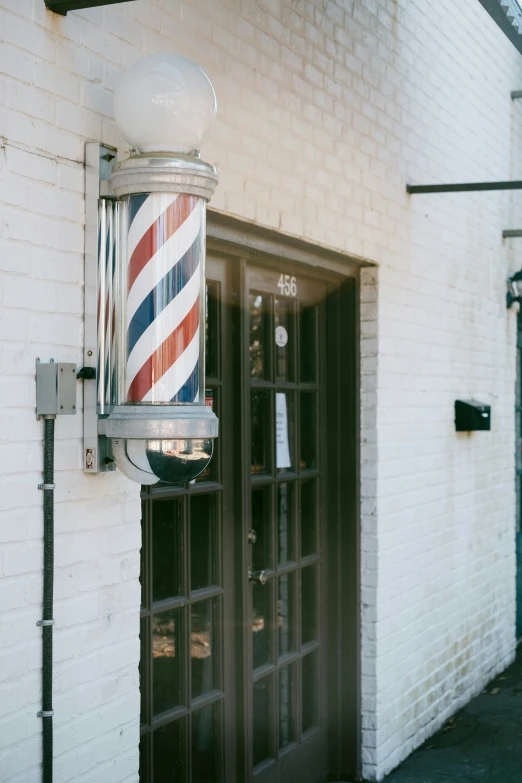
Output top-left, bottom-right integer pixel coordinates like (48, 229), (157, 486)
(36, 360), (77, 418)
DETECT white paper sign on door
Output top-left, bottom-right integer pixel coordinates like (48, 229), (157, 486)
(276, 392), (291, 469)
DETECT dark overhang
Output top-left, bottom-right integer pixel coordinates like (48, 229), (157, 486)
(478, 0), (522, 55)
(45, 0), (135, 15)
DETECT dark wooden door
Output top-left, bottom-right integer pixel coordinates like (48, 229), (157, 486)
(140, 254), (345, 783)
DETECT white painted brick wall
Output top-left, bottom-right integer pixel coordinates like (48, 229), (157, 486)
(0, 0), (521, 781)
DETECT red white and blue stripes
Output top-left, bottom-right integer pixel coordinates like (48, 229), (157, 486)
(125, 192), (204, 404)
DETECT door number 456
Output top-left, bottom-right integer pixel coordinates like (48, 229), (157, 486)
(277, 274), (297, 297)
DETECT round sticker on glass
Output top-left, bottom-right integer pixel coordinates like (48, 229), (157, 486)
(275, 325), (288, 348)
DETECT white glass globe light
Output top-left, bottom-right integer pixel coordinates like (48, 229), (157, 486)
(113, 53), (217, 154)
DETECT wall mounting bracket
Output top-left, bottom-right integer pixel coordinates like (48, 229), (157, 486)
(84, 142), (118, 474)
(407, 181), (522, 194)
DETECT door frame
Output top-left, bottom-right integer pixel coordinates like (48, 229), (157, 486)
(516, 310), (522, 640)
(207, 210), (362, 782)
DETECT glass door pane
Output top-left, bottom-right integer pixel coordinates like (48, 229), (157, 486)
(140, 265), (229, 783)
(246, 264), (328, 783)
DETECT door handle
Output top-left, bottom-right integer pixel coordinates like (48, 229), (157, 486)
(247, 529), (257, 544)
(248, 569), (267, 585)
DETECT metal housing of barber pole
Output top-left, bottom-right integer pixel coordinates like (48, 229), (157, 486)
(85, 54), (219, 484)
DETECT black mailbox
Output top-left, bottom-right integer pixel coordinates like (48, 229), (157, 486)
(45, 0), (134, 15)
(455, 399), (491, 432)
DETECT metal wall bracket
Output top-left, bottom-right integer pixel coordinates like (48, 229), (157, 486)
(407, 180), (522, 194)
(84, 142), (118, 474)
(408, 84), (522, 194)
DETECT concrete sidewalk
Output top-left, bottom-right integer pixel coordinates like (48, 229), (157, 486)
(381, 648), (522, 783)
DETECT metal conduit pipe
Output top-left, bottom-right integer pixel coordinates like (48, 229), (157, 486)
(39, 415), (55, 783)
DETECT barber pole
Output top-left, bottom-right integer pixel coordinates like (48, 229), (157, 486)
(87, 54), (219, 484)
(123, 193), (205, 405)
